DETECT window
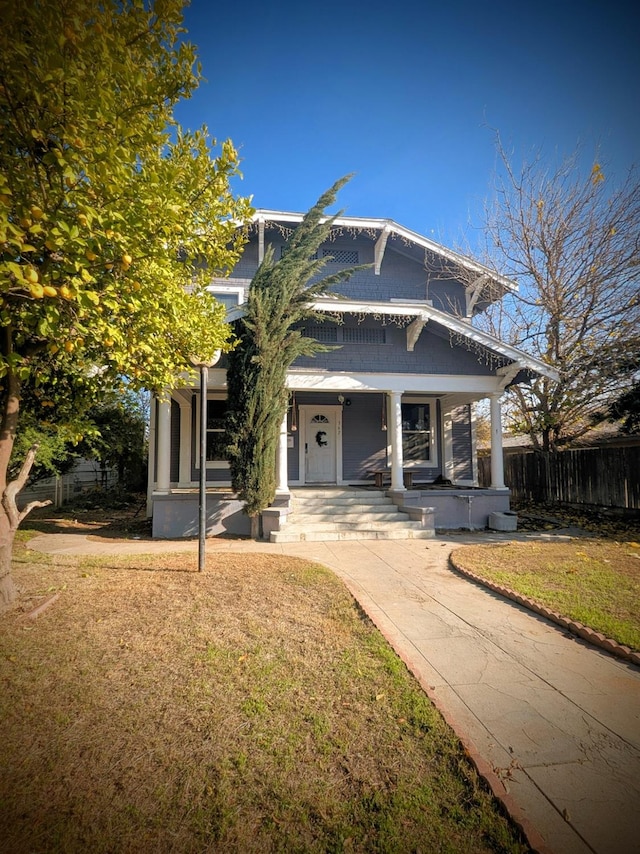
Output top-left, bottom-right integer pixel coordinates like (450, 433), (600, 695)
(207, 284), (244, 313)
(281, 246), (318, 260)
(303, 325), (339, 343)
(205, 399), (228, 463)
(401, 401), (434, 463)
(342, 327), (385, 344)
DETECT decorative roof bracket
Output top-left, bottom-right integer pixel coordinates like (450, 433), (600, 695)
(374, 224), (392, 275)
(497, 361), (525, 390)
(465, 274), (489, 317)
(406, 316), (428, 351)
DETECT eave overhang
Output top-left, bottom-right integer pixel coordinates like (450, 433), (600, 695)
(250, 210), (517, 301)
(310, 296), (559, 383)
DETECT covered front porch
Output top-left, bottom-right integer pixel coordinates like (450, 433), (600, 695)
(147, 368), (512, 538)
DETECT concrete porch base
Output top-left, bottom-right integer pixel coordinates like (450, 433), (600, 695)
(394, 488), (511, 530)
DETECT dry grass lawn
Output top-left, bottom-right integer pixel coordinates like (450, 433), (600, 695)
(0, 536), (529, 853)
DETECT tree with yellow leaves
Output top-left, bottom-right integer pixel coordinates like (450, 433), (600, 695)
(0, 0), (253, 606)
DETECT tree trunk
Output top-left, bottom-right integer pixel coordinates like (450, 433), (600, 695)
(0, 510), (17, 610)
(249, 514), (261, 541)
(0, 446), (51, 611)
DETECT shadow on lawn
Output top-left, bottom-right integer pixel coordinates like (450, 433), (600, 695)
(22, 499), (153, 540)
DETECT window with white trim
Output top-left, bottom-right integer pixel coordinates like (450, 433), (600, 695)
(195, 396), (229, 469)
(207, 284), (244, 312)
(205, 399), (228, 462)
(401, 399), (436, 465)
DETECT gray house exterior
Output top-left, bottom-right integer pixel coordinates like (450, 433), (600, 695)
(148, 211), (557, 539)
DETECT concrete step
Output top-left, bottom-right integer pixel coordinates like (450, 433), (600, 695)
(294, 496), (392, 508)
(289, 511), (405, 523)
(292, 507), (403, 519)
(291, 489), (386, 499)
(275, 487), (434, 544)
(280, 518), (424, 533)
(270, 527), (434, 543)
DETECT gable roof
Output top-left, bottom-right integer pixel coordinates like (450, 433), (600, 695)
(223, 209), (558, 385)
(251, 209), (517, 310)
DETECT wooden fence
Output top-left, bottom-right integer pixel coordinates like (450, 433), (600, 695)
(478, 444), (640, 510)
(18, 459), (118, 509)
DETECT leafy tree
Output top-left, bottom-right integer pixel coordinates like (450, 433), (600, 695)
(74, 391), (148, 490)
(0, 0), (253, 606)
(226, 177), (364, 536)
(478, 137), (640, 451)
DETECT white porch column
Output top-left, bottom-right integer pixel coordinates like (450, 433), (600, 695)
(156, 396), (171, 494)
(490, 393), (506, 490)
(389, 391), (405, 491)
(276, 407), (289, 494)
(178, 399), (192, 486)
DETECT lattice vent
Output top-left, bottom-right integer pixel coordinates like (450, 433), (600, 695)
(342, 327), (386, 344)
(322, 247), (359, 264)
(304, 325), (338, 342)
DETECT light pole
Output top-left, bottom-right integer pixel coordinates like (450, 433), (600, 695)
(190, 352), (221, 572)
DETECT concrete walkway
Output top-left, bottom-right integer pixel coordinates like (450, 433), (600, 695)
(28, 530), (640, 854)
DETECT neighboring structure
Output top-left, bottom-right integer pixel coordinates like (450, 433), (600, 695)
(148, 211), (557, 539)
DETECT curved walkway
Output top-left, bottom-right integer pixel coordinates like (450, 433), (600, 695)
(28, 530), (640, 854)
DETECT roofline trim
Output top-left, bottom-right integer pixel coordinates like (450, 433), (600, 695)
(251, 209), (517, 294)
(310, 296), (558, 381)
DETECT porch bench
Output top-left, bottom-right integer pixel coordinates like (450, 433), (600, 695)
(372, 471), (414, 489)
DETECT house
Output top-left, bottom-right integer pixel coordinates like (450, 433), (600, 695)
(147, 210), (558, 539)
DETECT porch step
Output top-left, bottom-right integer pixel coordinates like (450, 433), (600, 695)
(269, 488), (434, 543)
(272, 528), (434, 543)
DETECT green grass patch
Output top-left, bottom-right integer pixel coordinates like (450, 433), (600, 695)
(451, 539), (640, 650)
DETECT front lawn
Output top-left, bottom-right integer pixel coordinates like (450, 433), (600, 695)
(0, 540), (529, 853)
(450, 539), (640, 650)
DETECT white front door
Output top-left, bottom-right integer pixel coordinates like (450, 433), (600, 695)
(302, 406), (340, 483)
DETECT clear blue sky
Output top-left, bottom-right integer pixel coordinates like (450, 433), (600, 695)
(173, 0), (639, 249)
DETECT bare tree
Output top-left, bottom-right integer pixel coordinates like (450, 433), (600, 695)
(476, 137), (640, 451)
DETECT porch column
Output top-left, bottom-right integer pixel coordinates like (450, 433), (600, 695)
(490, 393), (506, 490)
(276, 407), (289, 494)
(178, 399), (192, 486)
(389, 391), (405, 491)
(156, 396), (171, 494)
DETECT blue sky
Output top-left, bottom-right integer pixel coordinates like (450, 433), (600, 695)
(174, 0), (639, 249)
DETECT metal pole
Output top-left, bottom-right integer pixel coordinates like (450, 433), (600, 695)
(199, 364), (208, 572)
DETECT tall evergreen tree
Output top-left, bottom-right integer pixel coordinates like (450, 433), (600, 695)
(226, 177), (364, 533)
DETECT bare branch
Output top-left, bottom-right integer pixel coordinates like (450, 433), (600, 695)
(476, 136), (640, 449)
(18, 498), (52, 525)
(3, 443), (41, 528)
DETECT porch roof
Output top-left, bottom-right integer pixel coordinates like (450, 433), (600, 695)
(311, 296), (558, 383)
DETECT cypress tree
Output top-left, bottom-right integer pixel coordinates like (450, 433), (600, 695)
(226, 177), (363, 533)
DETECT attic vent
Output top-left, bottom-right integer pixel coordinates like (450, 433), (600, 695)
(343, 327), (386, 344)
(322, 248), (359, 264)
(304, 325), (338, 343)
(303, 325), (386, 345)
